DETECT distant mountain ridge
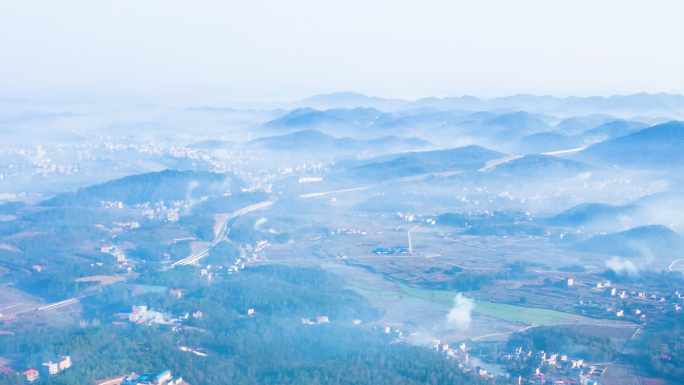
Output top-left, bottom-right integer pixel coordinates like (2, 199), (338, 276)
(292, 92), (684, 116)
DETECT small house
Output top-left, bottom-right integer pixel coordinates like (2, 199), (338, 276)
(22, 369), (39, 383)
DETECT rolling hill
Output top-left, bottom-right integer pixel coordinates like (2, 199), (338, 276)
(489, 155), (593, 178)
(244, 130), (431, 155)
(41, 170), (244, 207)
(338, 145), (504, 182)
(246, 130), (365, 152)
(577, 121), (684, 166)
(545, 191), (684, 232)
(518, 132), (584, 153)
(260, 107), (386, 133)
(574, 225), (684, 259)
(581, 120), (648, 140)
(482, 111), (552, 135)
(546, 203), (634, 227)
(555, 114), (617, 135)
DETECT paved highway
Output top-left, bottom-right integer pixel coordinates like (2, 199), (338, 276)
(6, 201), (275, 315)
(37, 296), (86, 311)
(162, 200), (275, 270)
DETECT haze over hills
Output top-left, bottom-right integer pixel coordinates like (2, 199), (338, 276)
(289, 91), (684, 117)
(546, 203), (634, 228)
(580, 120), (649, 140)
(253, 102), (665, 155)
(336, 145), (504, 182)
(3, 90), (684, 385)
(4, 90), (684, 385)
(244, 130), (431, 158)
(41, 170), (243, 208)
(577, 121), (684, 166)
(573, 225), (684, 259)
(487, 154), (593, 178)
(246, 130), (366, 152)
(555, 114), (618, 135)
(260, 107), (385, 135)
(546, 191), (684, 233)
(517, 132), (584, 154)
(7, 0), (684, 382)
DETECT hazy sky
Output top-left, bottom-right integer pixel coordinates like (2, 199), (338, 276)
(2, 0), (683, 103)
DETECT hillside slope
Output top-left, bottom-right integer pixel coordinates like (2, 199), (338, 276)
(574, 225), (684, 258)
(42, 170), (243, 207)
(339, 145), (504, 182)
(578, 121), (684, 166)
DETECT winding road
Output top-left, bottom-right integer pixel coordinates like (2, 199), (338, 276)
(162, 200), (275, 270)
(14, 201), (276, 315)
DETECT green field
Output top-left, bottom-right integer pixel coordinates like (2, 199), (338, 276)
(349, 280), (575, 325)
(471, 300), (575, 325)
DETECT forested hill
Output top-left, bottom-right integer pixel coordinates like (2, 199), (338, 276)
(577, 121), (684, 166)
(573, 225), (684, 258)
(0, 265), (491, 385)
(41, 170), (244, 207)
(337, 145), (504, 182)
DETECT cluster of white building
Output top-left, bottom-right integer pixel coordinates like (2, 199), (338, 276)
(330, 227), (367, 235)
(101, 244), (127, 262)
(397, 212), (436, 224)
(301, 316), (329, 325)
(22, 355), (71, 383)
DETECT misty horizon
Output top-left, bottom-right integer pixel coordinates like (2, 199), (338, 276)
(2, 2), (684, 385)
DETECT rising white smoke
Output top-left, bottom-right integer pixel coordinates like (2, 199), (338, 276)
(137, 308), (166, 324)
(186, 181), (199, 201)
(446, 293), (476, 330)
(254, 217), (268, 230)
(606, 256), (638, 275)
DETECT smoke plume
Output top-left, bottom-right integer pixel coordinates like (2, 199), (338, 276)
(606, 256), (638, 275)
(446, 293), (476, 330)
(254, 217), (268, 230)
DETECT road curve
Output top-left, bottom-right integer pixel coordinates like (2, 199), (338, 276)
(162, 200), (275, 270)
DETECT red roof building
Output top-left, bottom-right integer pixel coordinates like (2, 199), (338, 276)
(22, 369), (39, 382)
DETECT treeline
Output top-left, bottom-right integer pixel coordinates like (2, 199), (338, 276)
(603, 268), (684, 288)
(421, 263), (538, 292)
